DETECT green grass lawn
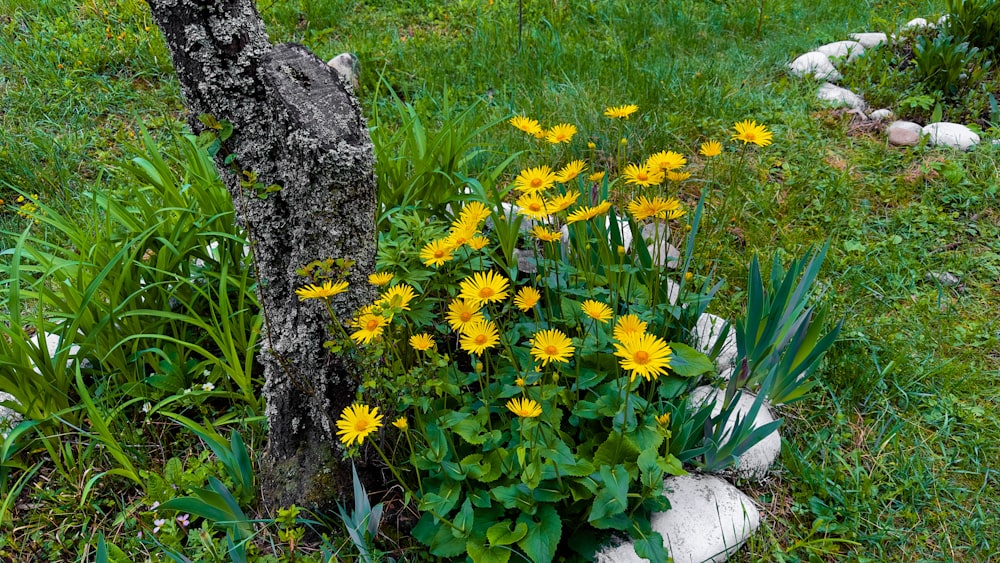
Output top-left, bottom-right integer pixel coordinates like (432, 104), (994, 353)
(3, 0), (999, 560)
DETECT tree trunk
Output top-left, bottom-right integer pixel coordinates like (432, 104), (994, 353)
(145, 0), (376, 513)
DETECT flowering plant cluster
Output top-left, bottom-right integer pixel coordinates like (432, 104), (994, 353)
(303, 108), (781, 562)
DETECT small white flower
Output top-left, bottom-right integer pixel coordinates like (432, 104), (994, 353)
(201, 382), (215, 392)
(183, 388), (192, 395)
(141, 402), (151, 413)
(202, 369), (211, 377)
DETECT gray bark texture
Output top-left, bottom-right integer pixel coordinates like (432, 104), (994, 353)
(145, 0), (376, 512)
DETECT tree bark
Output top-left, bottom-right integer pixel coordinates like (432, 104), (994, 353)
(145, 0), (376, 512)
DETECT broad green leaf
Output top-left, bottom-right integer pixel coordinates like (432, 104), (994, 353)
(594, 432), (640, 467)
(588, 465), (630, 527)
(452, 498), (474, 538)
(487, 520), (529, 546)
(632, 530), (667, 563)
(667, 343), (714, 377)
(490, 483), (533, 511)
(467, 540), (512, 563)
(517, 504), (561, 563)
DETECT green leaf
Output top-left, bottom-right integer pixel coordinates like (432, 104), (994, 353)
(637, 449), (664, 490)
(516, 504), (561, 563)
(467, 540), (512, 563)
(594, 432), (641, 467)
(667, 343), (715, 377)
(418, 480), (462, 515)
(490, 483), (533, 511)
(588, 465), (630, 528)
(632, 530), (667, 563)
(487, 520), (529, 545)
(452, 498), (474, 538)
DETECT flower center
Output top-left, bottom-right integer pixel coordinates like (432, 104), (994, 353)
(529, 203), (542, 212)
(634, 350), (650, 364)
(365, 319), (379, 331)
(479, 287), (495, 298)
(434, 250), (445, 258)
(475, 334), (488, 344)
(530, 178), (543, 187)
(354, 419), (369, 431)
(637, 172), (648, 181)
(545, 345), (558, 355)
(459, 311), (472, 322)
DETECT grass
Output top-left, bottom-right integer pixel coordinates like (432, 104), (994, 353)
(3, 0), (1000, 560)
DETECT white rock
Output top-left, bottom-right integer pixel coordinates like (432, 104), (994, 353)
(816, 83), (866, 111)
(925, 271), (960, 286)
(849, 32), (887, 48)
(937, 14), (950, 27)
(887, 120), (923, 146)
(868, 108), (893, 122)
(692, 313), (738, 373)
(689, 386), (782, 481)
(816, 40), (864, 62)
(904, 17), (931, 30)
(922, 122), (980, 151)
(29, 331), (82, 374)
(665, 278), (680, 306)
(512, 248), (537, 274)
(0, 392), (21, 432)
(595, 474), (761, 563)
(606, 217), (635, 249)
(647, 241), (681, 269)
(327, 52), (359, 90)
(788, 52), (841, 81)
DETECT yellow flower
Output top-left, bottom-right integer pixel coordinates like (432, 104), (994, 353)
(604, 104), (638, 119)
(666, 170), (691, 182)
(588, 171), (606, 182)
(447, 221), (479, 249)
(547, 191), (580, 213)
(468, 235), (490, 250)
(510, 115), (543, 136)
(514, 286), (541, 311)
(530, 328), (575, 366)
(555, 159), (587, 183)
(506, 397), (542, 418)
(655, 413), (671, 427)
(409, 333), (435, 352)
(377, 283), (417, 311)
(336, 404), (383, 446)
(627, 195), (682, 221)
(420, 238), (455, 267)
(731, 120), (773, 147)
(531, 225), (564, 243)
(460, 319), (500, 355)
(514, 165), (557, 194)
(665, 207), (686, 221)
(457, 201), (492, 227)
(699, 140), (722, 157)
(446, 299), (485, 332)
(368, 272), (393, 286)
(351, 313), (389, 345)
(621, 163), (664, 187)
(515, 377), (526, 387)
(295, 280), (349, 301)
(566, 201), (612, 224)
(613, 333), (672, 381)
(459, 271), (510, 306)
(516, 193), (552, 220)
(646, 150), (686, 172)
(545, 123), (577, 144)
(613, 314), (648, 341)
(392, 417), (408, 431)
(581, 299), (613, 323)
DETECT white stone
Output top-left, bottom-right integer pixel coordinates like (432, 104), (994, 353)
(665, 278), (680, 306)
(606, 217), (635, 249)
(512, 248), (537, 274)
(595, 474), (761, 563)
(887, 120), (923, 146)
(29, 331), (82, 374)
(868, 108), (893, 122)
(937, 14), (950, 27)
(788, 52), (841, 81)
(904, 17), (931, 30)
(926, 271), (960, 286)
(327, 52), (359, 90)
(0, 392), (21, 431)
(816, 40), (864, 62)
(689, 386), (782, 481)
(922, 122), (980, 151)
(849, 32), (887, 48)
(692, 313), (738, 373)
(816, 83), (866, 111)
(647, 241), (681, 269)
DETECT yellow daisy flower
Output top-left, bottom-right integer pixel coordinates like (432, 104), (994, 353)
(368, 272), (393, 286)
(457, 201), (492, 227)
(467, 235), (490, 250)
(506, 397), (542, 418)
(509, 115), (543, 136)
(627, 195), (682, 221)
(545, 123), (577, 144)
(377, 283), (417, 311)
(666, 170), (691, 182)
(530, 328), (575, 366)
(665, 207), (686, 221)
(295, 280), (349, 301)
(655, 413), (671, 427)
(731, 120), (773, 147)
(588, 171), (606, 182)
(613, 314), (648, 341)
(516, 193), (552, 220)
(392, 417), (408, 431)
(459, 271), (510, 306)
(336, 404), (383, 446)
(460, 319), (500, 355)
(646, 150), (686, 172)
(613, 332), (672, 382)
(514, 166), (557, 194)
(699, 140), (722, 157)
(547, 191), (580, 214)
(515, 377), (526, 387)
(531, 225), (564, 243)
(351, 313), (389, 345)
(555, 160), (587, 183)
(409, 333), (435, 352)
(566, 201), (612, 224)
(445, 299), (485, 332)
(622, 162), (664, 187)
(604, 104), (639, 119)
(581, 299), (613, 323)
(420, 238), (455, 267)
(447, 221), (479, 249)
(514, 286), (541, 311)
